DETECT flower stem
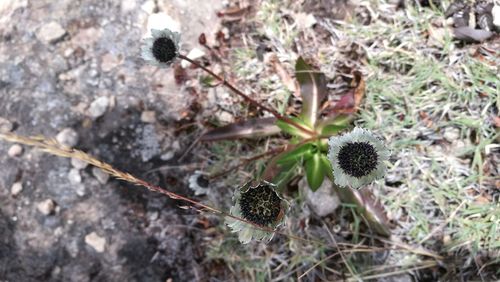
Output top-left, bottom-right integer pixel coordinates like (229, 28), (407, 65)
(178, 54), (317, 137)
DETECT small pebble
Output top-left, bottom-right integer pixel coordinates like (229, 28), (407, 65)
(56, 128), (79, 147)
(37, 21), (66, 44)
(11, 182), (23, 196)
(68, 168), (82, 184)
(160, 151), (175, 161)
(216, 111), (234, 124)
(8, 144), (23, 157)
(71, 158), (88, 170)
(443, 127), (460, 142)
(92, 167), (109, 184)
(85, 232), (106, 253)
(88, 96), (109, 119)
(37, 199), (56, 215)
(75, 184), (86, 197)
(140, 111), (156, 123)
(0, 117), (13, 133)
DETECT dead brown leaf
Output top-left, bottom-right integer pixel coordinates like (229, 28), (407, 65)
(493, 116), (500, 128)
(331, 71), (365, 114)
(217, 5), (250, 22)
(268, 54), (297, 93)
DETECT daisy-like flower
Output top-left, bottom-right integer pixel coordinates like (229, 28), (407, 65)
(328, 127), (390, 189)
(188, 171), (209, 196)
(141, 28), (181, 67)
(225, 181), (288, 244)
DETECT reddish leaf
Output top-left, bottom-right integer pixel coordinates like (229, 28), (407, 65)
(329, 71), (365, 114)
(334, 185), (391, 237)
(295, 57), (328, 126)
(200, 117), (280, 141)
(217, 5), (250, 21)
(493, 116), (500, 128)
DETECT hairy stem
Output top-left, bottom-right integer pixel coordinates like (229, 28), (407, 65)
(179, 54), (317, 136)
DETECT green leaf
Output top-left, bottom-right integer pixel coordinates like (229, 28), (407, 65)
(321, 124), (346, 136)
(317, 114), (352, 133)
(272, 162), (300, 190)
(295, 57), (327, 127)
(305, 153), (326, 191)
(276, 116), (313, 138)
(319, 154), (334, 180)
(276, 143), (315, 164)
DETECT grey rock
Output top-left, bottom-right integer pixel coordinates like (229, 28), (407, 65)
(37, 22), (66, 44)
(56, 128), (79, 147)
(74, 184), (86, 197)
(88, 96), (109, 119)
(92, 167), (109, 184)
(68, 168), (82, 184)
(71, 157), (88, 170)
(300, 177), (340, 217)
(0, 117), (13, 133)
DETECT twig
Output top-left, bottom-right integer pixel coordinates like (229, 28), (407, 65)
(179, 54), (317, 137)
(209, 146), (285, 180)
(323, 223), (360, 281)
(347, 261), (438, 281)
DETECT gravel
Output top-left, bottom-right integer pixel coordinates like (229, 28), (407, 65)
(7, 144), (23, 157)
(36, 21), (67, 44)
(10, 182), (23, 196)
(84, 232), (106, 253)
(0, 117), (13, 133)
(36, 199), (57, 215)
(92, 167), (110, 184)
(56, 128), (79, 147)
(88, 96), (110, 119)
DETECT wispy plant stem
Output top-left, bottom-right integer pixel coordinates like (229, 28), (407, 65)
(179, 54), (317, 137)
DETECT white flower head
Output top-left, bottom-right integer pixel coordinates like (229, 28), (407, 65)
(141, 28), (181, 67)
(328, 127), (390, 189)
(188, 171), (209, 196)
(225, 181), (289, 244)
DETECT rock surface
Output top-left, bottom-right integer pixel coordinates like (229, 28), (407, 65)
(0, 0), (224, 281)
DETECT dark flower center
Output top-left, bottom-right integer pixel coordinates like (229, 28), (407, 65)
(196, 175), (209, 188)
(152, 37), (177, 63)
(337, 142), (378, 177)
(240, 184), (282, 226)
